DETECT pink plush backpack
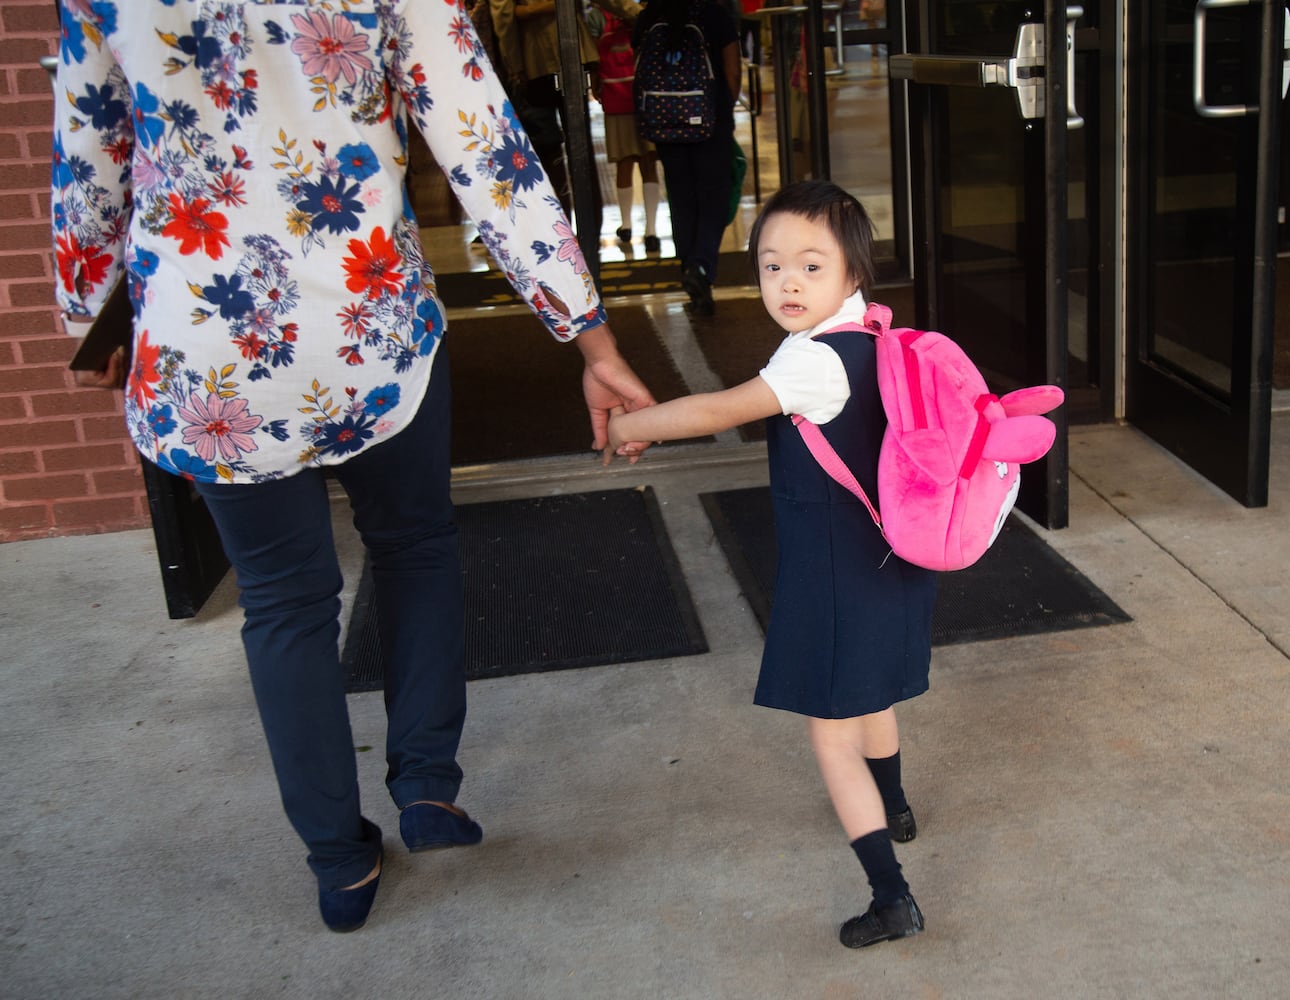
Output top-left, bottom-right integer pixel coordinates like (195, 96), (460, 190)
(794, 302), (1064, 572)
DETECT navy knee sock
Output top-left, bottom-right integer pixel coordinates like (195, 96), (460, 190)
(851, 829), (909, 906)
(865, 751), (908, 816)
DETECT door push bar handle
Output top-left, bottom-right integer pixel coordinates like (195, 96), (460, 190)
(890, 7), (1084, 129)
(1193, 0), (1290, 118)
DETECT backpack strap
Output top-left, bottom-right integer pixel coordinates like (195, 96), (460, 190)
(792, 414), (885, 536)
(789, 311), (887, 534)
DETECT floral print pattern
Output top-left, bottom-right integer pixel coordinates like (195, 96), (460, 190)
(53, 0), (607, 484)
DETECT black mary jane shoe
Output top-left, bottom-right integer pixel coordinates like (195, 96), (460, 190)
(318, 851), (383, 933)
(887, 806), (917, 843)
(839, 893), (925, 949)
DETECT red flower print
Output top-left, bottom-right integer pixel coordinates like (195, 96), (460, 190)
(449, 14), (474, 54)
(233, 331), (267, 360)
(206, 81), (235, 110)
(128, 330), (162, 410)
(106, 137), (133, 165)
(338, 344), (365, 365)
(208, 171), (247, 207)
(341, 227), (404, 300)
(55, 232), (115, 296)
(339, 302), (371, 339)
(161, 193), (230, 259)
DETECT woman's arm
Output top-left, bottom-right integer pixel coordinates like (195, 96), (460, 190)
(608, 376), (781, 455)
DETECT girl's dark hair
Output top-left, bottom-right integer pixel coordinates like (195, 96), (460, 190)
(747, 180), (877, 291)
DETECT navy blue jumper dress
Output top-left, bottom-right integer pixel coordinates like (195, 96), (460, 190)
(754, 328), (937, 720)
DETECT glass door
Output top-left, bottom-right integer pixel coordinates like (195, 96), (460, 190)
(1125, 0), (1285, 507)
(897, 1), (1087, 529)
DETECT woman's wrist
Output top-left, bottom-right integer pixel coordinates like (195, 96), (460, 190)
(573, 323), (619, 365)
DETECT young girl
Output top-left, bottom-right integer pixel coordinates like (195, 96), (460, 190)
(608, 180), (935, 949)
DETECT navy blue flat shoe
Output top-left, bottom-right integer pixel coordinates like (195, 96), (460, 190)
(318, 851), (382, 933)
(399, 801), (483, 853)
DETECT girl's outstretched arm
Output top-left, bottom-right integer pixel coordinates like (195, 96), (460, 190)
(608, 376), (782, 457)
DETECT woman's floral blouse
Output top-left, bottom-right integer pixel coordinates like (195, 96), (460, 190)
(53, 0), (607, 484)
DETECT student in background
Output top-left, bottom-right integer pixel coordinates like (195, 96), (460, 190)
(592, 11), (663, 252)
(633, 0), (740, 317)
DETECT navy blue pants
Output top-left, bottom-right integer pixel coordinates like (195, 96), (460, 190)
(656, 127), (734, 282)
(195, 352), (464, 890)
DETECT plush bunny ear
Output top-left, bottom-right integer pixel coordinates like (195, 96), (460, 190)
(999, 385), (1064, 416)
(863, 301), (893, 334)
(983, 414), (1057, 464)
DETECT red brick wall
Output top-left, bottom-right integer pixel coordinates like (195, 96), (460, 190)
(0, 4), (148, 542)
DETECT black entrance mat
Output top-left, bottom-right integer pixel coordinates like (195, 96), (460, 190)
(342, 487), (707, 691)
(447, 305), (707, 467)
(700, 486), (1130, 644)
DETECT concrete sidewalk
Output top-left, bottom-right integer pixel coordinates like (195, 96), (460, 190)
(2, 414), (1287, 1000)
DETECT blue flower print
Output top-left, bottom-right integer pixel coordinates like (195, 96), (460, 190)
(61, 4), (119, 64)
(298, 176), (363, 235)
(337, 143), (379, 182)
(156, 447), (216, 482)
(90, 3), (119, 35)
(176, 19), (222, 70)
(60, 18), (87, 64)
(362, 383), (400, 417)
(51, 133), (75, 190)
(166, 100), (200, 133)
(501, 99), (522, 133)
(134, 248), (160, 275)
(127, 248), (159, 308)
(494, 133), (544, 192)
(203, 273), (256, 320)
(131, 83), (167, 148)
(147, 404), (177, 437)
(75, 84), (128, 131)
(316, 414), (376, 457)
(414, 296), (442, 356)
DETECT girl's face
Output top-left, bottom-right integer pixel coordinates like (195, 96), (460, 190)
(756, 211), (859, 334)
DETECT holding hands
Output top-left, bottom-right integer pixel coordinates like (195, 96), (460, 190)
(574, 324), (658, 464)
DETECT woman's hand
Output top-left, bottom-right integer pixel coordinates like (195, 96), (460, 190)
(72, 344), (128, 390)
(574, 323), (657, 464)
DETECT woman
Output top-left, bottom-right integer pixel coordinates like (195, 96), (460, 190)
(54, 0), (655, 932)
